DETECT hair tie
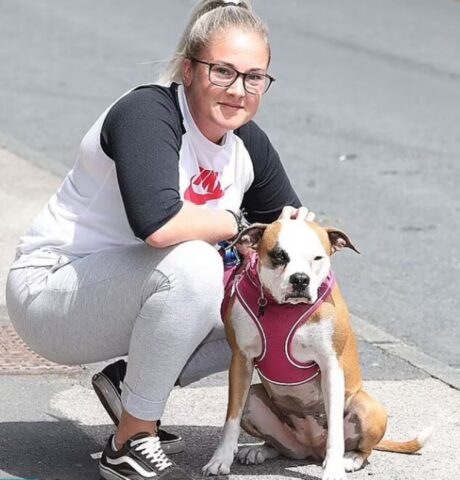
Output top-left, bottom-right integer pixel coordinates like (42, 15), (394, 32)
(222, 0), (243, 6)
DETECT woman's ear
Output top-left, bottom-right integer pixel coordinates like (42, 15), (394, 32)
(182, 58), (193, 87)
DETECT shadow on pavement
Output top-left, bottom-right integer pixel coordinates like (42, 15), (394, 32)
(175, 425), (322, 480)
(0, 422), (322, 480)
(0, 420), (108, 479)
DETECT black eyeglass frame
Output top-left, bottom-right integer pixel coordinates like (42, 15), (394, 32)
(189, 57), (275, 95)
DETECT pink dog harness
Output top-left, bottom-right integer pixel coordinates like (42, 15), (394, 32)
(222, 253), (335, 386)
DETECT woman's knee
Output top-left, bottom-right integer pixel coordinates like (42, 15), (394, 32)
(162, 240), (224, 297)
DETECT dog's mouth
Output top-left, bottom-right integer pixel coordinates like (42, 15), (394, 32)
(284, 292), (313, 304)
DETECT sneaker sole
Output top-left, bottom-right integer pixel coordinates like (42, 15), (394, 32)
(99, 462), (130, 480)
(92, 373), (185, 455)
(92, 372), (123, 426)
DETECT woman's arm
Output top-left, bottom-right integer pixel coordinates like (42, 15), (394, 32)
(101, 86), (187, 242)
(146, 201), (238, 248)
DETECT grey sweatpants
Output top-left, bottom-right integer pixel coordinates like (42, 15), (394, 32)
(6, 241), (231, 421)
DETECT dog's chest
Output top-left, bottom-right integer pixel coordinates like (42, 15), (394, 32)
(232, 296), (336, 361)
(263, 319), (336, 412)
(232, 300), (341, 420)
(289, 316), (337, 363)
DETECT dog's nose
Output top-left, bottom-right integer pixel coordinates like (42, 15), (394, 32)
(289, 273), (310, 290)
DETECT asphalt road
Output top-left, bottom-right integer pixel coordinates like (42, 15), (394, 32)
(0, 0), (459, 367)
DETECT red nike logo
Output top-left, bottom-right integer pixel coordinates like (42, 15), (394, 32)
(184, 167), (225, 205)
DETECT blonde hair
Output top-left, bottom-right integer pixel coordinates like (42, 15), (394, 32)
(158, 0), (270, 85)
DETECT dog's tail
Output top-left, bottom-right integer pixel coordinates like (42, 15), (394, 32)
(374, 427), (433, 454)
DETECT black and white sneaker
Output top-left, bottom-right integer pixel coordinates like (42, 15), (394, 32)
(92, 359), (184, 454)
(99, 432), (194, 480)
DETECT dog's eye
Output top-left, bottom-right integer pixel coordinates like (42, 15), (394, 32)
(269, 248), (290, 267)
(314, 256), (324, 261)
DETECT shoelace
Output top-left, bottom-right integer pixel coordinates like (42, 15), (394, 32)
(131, 436), (173, 471)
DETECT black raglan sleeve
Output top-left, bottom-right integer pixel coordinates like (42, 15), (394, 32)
(235, 121), (301, 223)
(100, 85), (184, 240)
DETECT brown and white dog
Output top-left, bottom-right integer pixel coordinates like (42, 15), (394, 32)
(203, 217), (432, 480)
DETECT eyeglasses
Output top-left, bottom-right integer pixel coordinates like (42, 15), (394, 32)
(189, 57), (275, 95)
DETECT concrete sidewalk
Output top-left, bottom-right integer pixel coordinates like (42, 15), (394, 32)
(0, 147), (458, 480)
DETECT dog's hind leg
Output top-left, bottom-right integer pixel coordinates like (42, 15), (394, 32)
(343, 389), (388, 472)
(239, 384), (314, 463)
(237, 444), (280, 465)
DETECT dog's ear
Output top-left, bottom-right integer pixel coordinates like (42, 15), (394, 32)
(236, 223), (268, 249)
(325, 227), (360, 255)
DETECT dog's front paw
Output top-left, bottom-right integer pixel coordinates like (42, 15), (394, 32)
(322, 458), (347, 480)
(237, 444), (279, 465)
(202, 447), (236, 476)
